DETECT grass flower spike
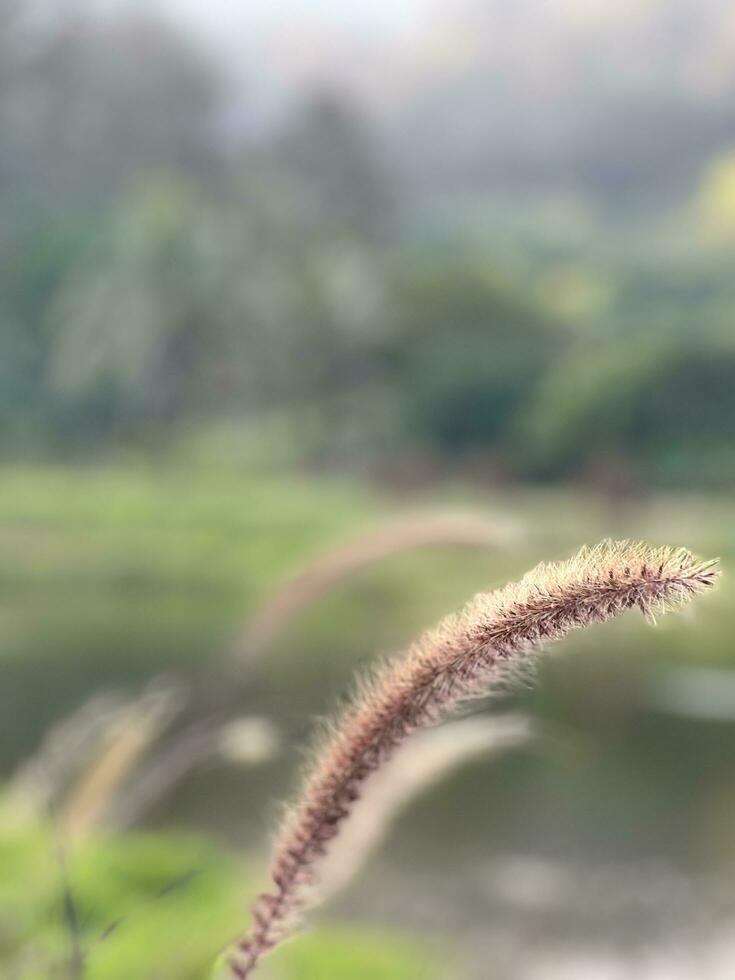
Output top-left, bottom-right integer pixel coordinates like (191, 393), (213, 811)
(229, 541), (718, 978)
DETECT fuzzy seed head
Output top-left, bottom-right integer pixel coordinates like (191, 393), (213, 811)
(228, 540), (718, 978)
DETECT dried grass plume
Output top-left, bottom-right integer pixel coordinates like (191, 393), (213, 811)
(228, 540), (718, 978)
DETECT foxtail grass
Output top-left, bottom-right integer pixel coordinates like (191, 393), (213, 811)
(227, 541), (718, 978)
(229, 511), (519, 665)
(60, 685), (182, 839)
(6, 693), (128, 820)
(106, 717), (279, 833)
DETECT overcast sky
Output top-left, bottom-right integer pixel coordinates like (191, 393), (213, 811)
(156, 0), (432, 43)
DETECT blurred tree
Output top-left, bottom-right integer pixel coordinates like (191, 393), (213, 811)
(0, 3), (225, 448)
(388, 259), (566, 461)
(45, 174), (389, 447)
(0, 6), (221, 223)
(269, 95), (392, 241)
(517, 335), (735, 486)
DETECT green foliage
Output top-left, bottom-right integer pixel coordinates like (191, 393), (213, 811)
(389, 258), (567, 454)
(0, 802), (442, 980)
(263, 928), (442, 980)
(518, 335), (735, 485)
(0, 807), (240, 979)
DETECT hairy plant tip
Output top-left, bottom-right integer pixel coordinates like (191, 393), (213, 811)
(228, 541), (718, 978)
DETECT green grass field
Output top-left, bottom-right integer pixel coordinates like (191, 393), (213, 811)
(1, 464), (731, 759)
